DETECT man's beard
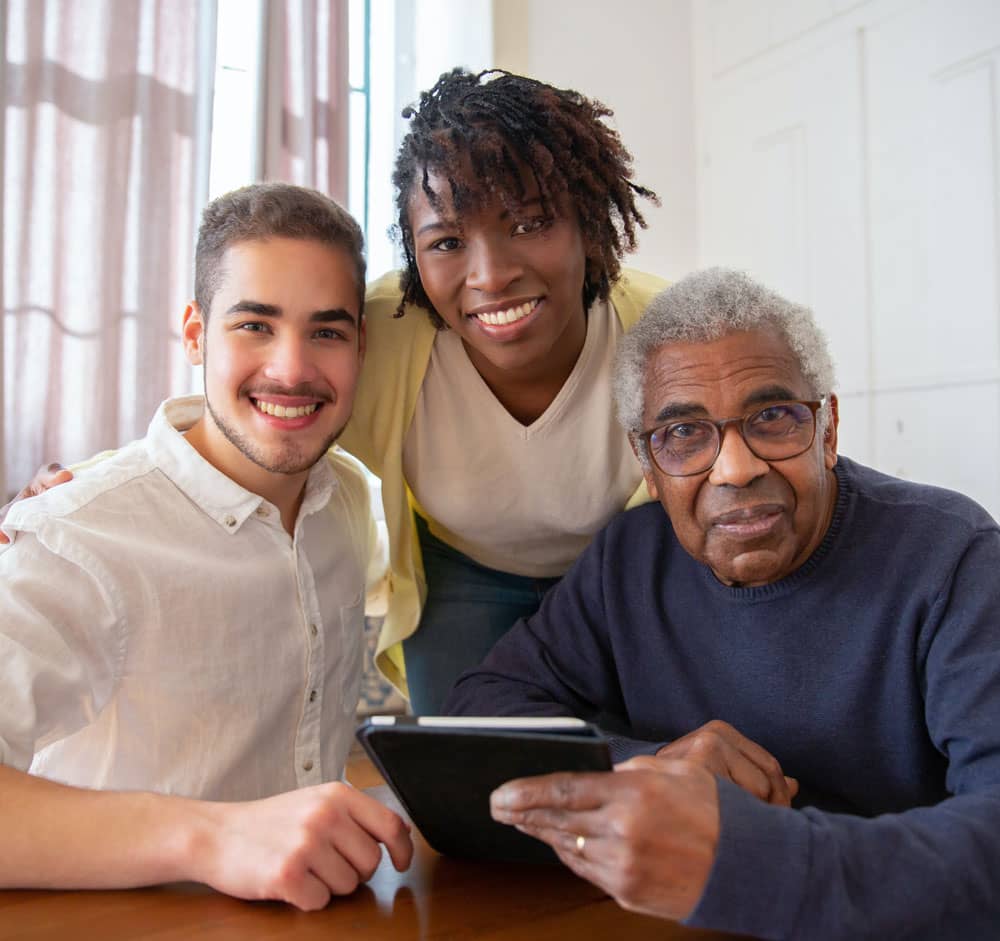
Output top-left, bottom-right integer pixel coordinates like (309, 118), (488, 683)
(204, 396), (345, 476)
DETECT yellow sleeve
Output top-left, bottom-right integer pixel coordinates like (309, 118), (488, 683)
(70, 450), (119, 473)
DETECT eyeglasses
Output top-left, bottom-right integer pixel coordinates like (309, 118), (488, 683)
(639, 398), (827, 478)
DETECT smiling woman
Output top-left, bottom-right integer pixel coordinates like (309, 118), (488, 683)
(406, 178), (588, 422)
(339, 69), (666, 713)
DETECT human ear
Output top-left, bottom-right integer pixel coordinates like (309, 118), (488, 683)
(822, 394), (839, 470)
(629, 435), (660, 500)
(182, 302), (205, 366)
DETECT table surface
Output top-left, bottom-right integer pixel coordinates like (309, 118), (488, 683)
(0, 786), (746, 941)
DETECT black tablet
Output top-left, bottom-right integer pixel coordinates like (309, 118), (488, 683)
(356, 715), (611, 863)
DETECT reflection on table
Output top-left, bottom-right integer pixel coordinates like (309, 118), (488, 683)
(0, 786), (748, 940)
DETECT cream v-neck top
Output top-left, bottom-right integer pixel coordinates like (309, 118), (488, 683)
(402, 299), (643, 577)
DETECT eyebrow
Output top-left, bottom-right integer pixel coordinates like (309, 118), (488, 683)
(653, 401), (710, 423)
(743, 385), (800, 408)
(414, 219), (456, 238)
(413, 197), (547, 238)
(224, 300), (358, 326)
(652, 385), (801, 424)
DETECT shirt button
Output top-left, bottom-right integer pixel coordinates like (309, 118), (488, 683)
(309, 689), (317, 702)
(255, 505), (270, 518)
(302, 759), (314, 772)
(223, 514), (237, 528)
(310, 623), (319, 637)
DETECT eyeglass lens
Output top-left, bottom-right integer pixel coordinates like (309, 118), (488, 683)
(650, 402), (817, 476)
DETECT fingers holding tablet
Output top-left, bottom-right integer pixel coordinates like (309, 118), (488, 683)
(356, 716), (611, 863)
(489, 762), (720, 921)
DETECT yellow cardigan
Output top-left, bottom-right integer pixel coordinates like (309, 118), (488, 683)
(340, 268), (668, 698)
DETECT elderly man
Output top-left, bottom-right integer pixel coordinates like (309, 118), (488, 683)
(444, 268), (1000, 940)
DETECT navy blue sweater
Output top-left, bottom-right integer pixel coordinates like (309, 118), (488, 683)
(445, 457), (1000, 940)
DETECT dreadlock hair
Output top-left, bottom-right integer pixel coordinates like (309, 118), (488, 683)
(392, 68), (659, 327)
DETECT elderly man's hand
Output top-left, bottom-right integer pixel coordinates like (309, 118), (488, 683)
(643, 720), (797, 807)
(491, 761), (719, 922)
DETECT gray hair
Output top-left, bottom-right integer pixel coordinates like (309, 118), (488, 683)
(613, 267), (836, 468)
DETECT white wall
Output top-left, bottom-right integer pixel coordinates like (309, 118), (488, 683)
(365, 0), (494, 278)
(693, 0), (1000, 517)
(410, 0), (493, 94)
(493, 0), (697, 282)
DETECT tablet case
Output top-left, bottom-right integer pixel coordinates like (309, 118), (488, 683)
(356, 717), (612, 863)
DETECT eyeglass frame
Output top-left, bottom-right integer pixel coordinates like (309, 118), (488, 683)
(636, 397), (828, 478)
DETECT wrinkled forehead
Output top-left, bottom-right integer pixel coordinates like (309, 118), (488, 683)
(642, 328), (809, 420)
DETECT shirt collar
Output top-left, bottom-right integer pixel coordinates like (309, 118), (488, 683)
(145, 395), (338, 534)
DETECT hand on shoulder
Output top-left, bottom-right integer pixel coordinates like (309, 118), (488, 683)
(0, 462), (74, 543)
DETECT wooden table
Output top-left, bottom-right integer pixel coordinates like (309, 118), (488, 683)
(0, 788), (746, 940)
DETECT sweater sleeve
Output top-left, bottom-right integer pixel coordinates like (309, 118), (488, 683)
(443, 525), (666, 762)
(686, 529), (1000, 941)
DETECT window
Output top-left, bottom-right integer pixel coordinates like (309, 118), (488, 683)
(209, 0), (264, 200)
(208, 0), (492, 283)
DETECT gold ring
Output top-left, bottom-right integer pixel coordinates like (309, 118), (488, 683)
(575, 834), (586, 854)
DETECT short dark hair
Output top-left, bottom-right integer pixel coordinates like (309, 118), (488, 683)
(392, 68), (659, 327)
(194, 182), (366, 317)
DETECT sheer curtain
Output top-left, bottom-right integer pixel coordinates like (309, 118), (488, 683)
(258, 0), (349, 201)
(254, 0), (402, 715)
(1, 0), (216, 496)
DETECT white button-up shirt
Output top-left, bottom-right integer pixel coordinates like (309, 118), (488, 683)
(0, 396), (373, 801)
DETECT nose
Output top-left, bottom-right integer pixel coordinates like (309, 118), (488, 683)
(262, 335), (319, 388)
(708, 423), (770, 488)
(465, 234), (523, 294)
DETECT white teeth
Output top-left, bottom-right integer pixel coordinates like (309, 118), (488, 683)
(254, 400), (319, 418)
(474, 299), (539, 326)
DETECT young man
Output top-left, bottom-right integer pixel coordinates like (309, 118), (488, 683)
(0, 183), (411, 910)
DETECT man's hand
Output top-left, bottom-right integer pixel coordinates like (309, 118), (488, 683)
(645, 719), (798, 807)
(188, 782), (413, 911)
(0, 463), (73, 543)
(0, 765), (411, 907)
(491, 762), (719, 922)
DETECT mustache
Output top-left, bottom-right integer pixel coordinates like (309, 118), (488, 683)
(710, 503), (785, 525)
(700, 479), (789, 515)
(243, 384), (333, 401)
